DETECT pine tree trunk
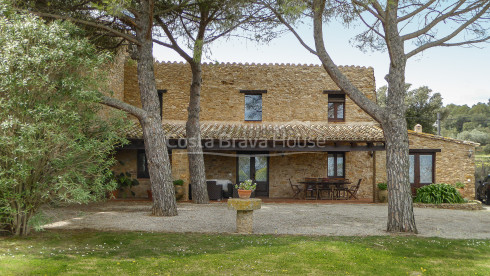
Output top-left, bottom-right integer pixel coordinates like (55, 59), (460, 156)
(383, 40), (417, 232)
(383, 120), (417, 233)
(135, 1), (177, 216)
(187, 62), (208, 204)
(310, 0), (418, 233)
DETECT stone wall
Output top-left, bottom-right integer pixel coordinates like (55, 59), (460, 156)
(123, 62), (377, 124)
(171, 149), (190, 200)
(113, 150), (151, 198)
(113, 149), (191, 199)
(345, 151), (375, 199)
(204, 152), (236, 181)
(108, 49), (127, 101)
(375, 132), (477, 199)
(267, 151), (374, 199)
(269, 152), (328, 198)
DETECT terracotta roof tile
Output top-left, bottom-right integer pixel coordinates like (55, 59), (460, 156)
(127, 121), (385, 142)
(407, 130), (480, 146)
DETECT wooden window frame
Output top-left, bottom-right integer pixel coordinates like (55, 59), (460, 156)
(137, 149), (150, 178)
(327, 94), (345, 122)
(137, 149), (172, 179)
(328, 152), (345, 178)
(157, 89), (166, 119)
(409, 151), (436, 185)
(236, 152), (270, 197)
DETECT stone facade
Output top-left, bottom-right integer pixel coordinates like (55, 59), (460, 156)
(375, 131), (477, 199)
(408, 132), (476, 198)
(112, 61), (478, 200)
(123, 62), (377, 124)
(113, 150), (150, 198)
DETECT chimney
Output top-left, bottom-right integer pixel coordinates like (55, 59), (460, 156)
(414, 124), (422, 133)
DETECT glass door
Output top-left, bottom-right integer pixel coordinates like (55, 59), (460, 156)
(409, 153), (435, 195)
(237, 153), (269, 197)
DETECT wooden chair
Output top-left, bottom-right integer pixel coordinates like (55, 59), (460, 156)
(347, 179), (362, 200)
(303, 178), (319, 200)
(318, 179), (333, 200)
(288, 178), (303, 199)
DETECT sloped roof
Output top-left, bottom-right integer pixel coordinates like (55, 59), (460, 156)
(127, 121), (385, 142)
(408, 130), (480, 147)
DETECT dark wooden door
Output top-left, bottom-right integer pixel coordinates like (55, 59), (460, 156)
(237, 153), (269, 197)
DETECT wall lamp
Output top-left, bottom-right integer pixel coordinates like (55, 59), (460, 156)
(468, 149), (473, 158)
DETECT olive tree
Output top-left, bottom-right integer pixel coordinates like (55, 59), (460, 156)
(14, 0), (186, 216)
(265, 0), (489, 232)
(0, 7), (128, 235)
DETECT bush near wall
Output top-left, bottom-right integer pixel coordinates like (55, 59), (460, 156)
(414, 183), (465, 204)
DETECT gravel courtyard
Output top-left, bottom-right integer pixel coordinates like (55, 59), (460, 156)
(42, 201), (490, 239)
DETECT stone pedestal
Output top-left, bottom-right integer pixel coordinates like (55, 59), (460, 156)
(227, 198), (262, 234)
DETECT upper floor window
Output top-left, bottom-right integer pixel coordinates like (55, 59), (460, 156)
(328, 94), (345, 122)
(157, 89), (166, 119)
(328, 152), (345, 178)
(240, 90), (266, 121)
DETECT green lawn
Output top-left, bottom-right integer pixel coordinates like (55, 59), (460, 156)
(0, 231), (489, 275)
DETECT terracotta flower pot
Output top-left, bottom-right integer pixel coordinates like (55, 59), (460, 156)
(378, 190), (388, 203)
(174, 185), (184, 200)
(238, 189), (252, 199)
(109, 190), (119, 199)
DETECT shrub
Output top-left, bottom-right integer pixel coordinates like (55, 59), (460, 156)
(0, 9), (128, 235)
(414, 183), (465, 204)
(173, 179), (184, 186)
(454, 182), (465, 189)
(377, 183), (387, 190)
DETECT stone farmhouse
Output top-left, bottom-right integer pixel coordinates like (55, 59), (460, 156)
(111, 60), (478, 200)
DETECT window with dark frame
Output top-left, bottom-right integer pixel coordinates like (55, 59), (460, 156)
(240, 90), (266, 121)
(157, 89), (166, 119)
(328, 94), (345, 122)
(137, 149), (172, 179)
(409, 152), (435, 185)
(137, 149), (150, 178)
(327, 152), (345, 178)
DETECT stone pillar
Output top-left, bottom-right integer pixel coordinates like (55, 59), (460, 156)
(227, 198), (262, 234)
(171, 149), (190, 200)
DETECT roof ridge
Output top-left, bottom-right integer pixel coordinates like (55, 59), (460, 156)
(407, 130), (480, 146)
(152, 60), (373, 70)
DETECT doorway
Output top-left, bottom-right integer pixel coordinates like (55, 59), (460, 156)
(237, 153), (269, 197)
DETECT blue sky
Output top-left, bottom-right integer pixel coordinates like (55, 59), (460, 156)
(153, 20), (489, 106)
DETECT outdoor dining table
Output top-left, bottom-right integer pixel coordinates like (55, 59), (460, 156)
(299, 178), (352, 200)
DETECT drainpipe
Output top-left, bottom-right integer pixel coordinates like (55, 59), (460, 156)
(437, 112), (441, 136)
(372, 151), (377, 203)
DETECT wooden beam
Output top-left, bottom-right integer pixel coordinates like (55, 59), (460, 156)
(239, 90), (267, 94)
(323, 90), (344, 94)
(409, 149), (441, 153)
(120, 139), (387, 152)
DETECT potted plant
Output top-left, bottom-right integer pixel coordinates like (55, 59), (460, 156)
(147, 179), (185, 200)
(173, 179), (185, 200)
(377, 182), (388, 203)
(113, 172), (139, 198)
(235, 179), (257, 199)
